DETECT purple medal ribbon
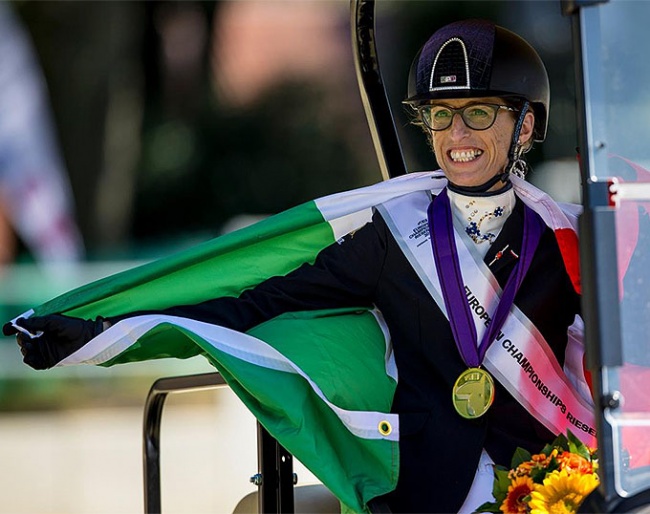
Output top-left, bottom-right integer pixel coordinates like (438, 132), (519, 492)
(427, 188), (545, 367)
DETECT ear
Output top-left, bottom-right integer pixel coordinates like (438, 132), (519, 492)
(518, 110), (535, 145)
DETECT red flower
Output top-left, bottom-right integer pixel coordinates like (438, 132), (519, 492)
(500, 475), (535, 514)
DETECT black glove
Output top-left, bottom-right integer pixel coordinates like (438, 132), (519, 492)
(2, 315), (104, 370)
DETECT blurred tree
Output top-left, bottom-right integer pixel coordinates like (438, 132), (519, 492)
(133, 1), (376, 243)
(17, 1), (378, 253)
(15, 0), (146, 250)
(15, 0), (576, 253)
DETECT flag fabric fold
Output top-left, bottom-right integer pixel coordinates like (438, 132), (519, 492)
(25, 171), (448, 513)
(19, 171), (585, 512)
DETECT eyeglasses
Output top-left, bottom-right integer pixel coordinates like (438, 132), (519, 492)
(417, 103), (517, 131)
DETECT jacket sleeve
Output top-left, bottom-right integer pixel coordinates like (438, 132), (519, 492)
(110, 212), (389, 333)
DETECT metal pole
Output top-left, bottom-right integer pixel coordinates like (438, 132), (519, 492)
(256, 424), (295, 514)
(351, 0), (407, 180)
(142, 372), (227, 514)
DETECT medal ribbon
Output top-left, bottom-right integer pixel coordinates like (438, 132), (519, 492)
(427, 188), (545, 367)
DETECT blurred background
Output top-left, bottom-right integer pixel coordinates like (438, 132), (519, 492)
(0, 1), (581, 512)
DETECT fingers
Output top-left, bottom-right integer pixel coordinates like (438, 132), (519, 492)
(23, 354), (48, 370)
(15, 328), (48, 370)
(20, 341), (48, 370)
(5, 317), (49, 370)
(4, 317), (45, 340)
(13, 330), (48, 370)
(16, 330), (39, 354)
(16, 335), (32, 355)
(4, 314), (94, 370)
(15, 316), (49, 333)
(2, 321), (17, 336)
(1, 317), (41, 337)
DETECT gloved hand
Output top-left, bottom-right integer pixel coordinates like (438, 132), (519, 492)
(2, 314), (104, 370)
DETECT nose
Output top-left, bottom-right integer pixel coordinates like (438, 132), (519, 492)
(449, 113), (470, 139)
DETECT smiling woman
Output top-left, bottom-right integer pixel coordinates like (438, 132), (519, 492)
(4, 16), (591, 514)
(403, 19), (548, 193)
(426, 96), (534, 189)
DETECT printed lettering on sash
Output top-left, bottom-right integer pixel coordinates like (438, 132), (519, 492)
(377, 192), (597, 447)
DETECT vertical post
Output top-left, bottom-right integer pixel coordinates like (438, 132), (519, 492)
(142, 373), (227, 514)
(256, 424), (295, 513)
(143, 390), (167, 514)
(351, 0), (407, 180)
(570, 4), (620, 505)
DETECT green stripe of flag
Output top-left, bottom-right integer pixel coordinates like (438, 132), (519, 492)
(35, 202), (334, 319)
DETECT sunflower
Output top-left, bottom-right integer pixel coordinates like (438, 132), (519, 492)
(500, 475), (536, 514)
(529, 469), (599, 514)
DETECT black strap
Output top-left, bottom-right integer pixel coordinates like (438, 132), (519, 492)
(352, 0), (408, 180)
(447, 173), (512, 196)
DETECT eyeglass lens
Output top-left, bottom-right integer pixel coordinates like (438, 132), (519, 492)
(420, 104), (500, 131)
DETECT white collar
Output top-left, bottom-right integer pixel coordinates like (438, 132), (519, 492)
(447, 187), (516, 257)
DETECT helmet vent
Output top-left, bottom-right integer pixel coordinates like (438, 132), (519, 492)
(429, 38), (470, 92)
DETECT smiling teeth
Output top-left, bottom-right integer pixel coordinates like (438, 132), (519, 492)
(450, 149), (483, 162)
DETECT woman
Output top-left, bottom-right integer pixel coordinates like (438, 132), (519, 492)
(5, 20), (592, 513)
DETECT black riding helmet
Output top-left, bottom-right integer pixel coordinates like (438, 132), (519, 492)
(404, 19), (550, 143)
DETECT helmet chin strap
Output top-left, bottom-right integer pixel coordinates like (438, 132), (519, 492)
(446, 100), (530, 197)
(506, 100), (530, 177)
(447, 173), (511, 197)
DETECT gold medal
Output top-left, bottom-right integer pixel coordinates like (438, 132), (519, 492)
(452, 367), (495, 419)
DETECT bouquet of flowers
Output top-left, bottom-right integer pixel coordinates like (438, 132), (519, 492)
(476, 431), (599, 514)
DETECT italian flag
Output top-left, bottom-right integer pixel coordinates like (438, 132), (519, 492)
(21, 171), (583, 513)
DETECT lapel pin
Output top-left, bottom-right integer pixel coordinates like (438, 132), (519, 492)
(489, 244), (510, 266)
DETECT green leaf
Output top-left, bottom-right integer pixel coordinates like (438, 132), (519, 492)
(567, 429), (591, 460)
(511, 447), (532, 468)
(550, 433), (569, 452)
(546, 458), (560, 474)
(541, 443), (554, 456)
(493, 468), (511, 503)
(530, 467), (547, 484)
